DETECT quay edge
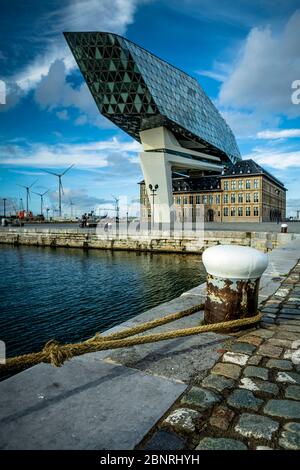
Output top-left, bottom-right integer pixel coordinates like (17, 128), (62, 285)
(0, 228), (299, 253)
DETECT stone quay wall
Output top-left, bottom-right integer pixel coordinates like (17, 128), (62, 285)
(0, 228), (298, 253)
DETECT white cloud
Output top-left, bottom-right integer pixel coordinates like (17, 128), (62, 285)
(257, 129), (300, 139)
(34, 59), (113, 128)
(169, 0), (277, 28)
(2, 0), (146, 118)
(244, 147), (300, 169)
(75, 115), (88, 126)
(196, 70), (226, 82)
(48, 187), (113, 211)
(13, 0), (141, 92)
(218, 11), (300, 118)
(0, 137), (141, 168)
(56, 109), (69, 120)
(9, 170), (47, 176)
(220, 109), (279, 139)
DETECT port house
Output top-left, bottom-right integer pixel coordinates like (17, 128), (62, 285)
(65, 32), (286, 224)
(140, 158), (286, 223)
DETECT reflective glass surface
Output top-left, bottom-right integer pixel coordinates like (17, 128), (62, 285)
(65, 32), (241, 163)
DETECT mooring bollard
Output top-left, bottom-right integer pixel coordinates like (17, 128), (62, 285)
(202, 245), (268, 324)
(281, 223), (288, 233)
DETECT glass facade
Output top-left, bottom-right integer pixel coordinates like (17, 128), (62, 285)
(65, 31), (241, 164)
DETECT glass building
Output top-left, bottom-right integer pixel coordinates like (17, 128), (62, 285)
(65, 32), (241, 164)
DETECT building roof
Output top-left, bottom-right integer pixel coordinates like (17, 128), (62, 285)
(140, 159), (286, 191)
(64, 31), (241, 164)
(222, 159), (285, 189)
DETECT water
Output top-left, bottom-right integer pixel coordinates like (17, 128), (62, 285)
(0, 245), (205, 357)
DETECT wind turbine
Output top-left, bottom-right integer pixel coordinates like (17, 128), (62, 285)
(17, 179), (38, 212)
(41, 164), (74, 217)
(32, 189), (49, 217)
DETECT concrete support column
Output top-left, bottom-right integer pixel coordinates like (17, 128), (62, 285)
(202, 245), (268, 324)
(139, 126), (223, 226)
(140, 151), (173, 225)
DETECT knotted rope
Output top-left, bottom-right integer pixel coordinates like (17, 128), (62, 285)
(0, 303), (262, 373)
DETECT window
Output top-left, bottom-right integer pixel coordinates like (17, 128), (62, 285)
(238, 180), (243, 189)
(176, 196), (181, 205)
(246, 207), (251, 216)
(246, 193), (251, 203)
(231, 193), (236, 203)
(254, 179), (259, 189)
(254, 192), (259, 203)
(216, 194), (220, 204)
(196, 195), (201, 204)
(231, 180), (236, 190)
(238, 193), (243, 203)
(202, 195), (207, 204)
(254, 207), (259, 216)
(209, 195), (213, 204)
(231, 207), (236, 216)
(224, 181), (229, 190)
(223, 194), (229, 204)
(189, 195), (193, 205)
(183, 196), (188, 205)
(238, 207), (243, 217)
(224, 207), (228, 216)
(246, 180), (251, 189)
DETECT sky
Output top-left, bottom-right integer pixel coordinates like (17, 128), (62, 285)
(0, 0), (300, 217)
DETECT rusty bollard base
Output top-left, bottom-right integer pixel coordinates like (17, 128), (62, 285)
(204, 274), (260, 324)
(202, 245), (268, 325)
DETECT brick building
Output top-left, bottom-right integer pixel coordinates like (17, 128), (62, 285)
(140, 159), (286, 223)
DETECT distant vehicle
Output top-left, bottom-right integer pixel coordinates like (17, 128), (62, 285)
(79, 211), (109, 228)
(1, 216), (24, 227)
(18, 210), (33, 221)
(79, 212), (97, 228)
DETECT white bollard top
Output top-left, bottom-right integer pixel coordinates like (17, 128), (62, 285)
(202, 244), (268, 280)
(281, 224), (288, 228)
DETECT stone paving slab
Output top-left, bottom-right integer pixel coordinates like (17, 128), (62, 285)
(0, 357), (186, 450)
(101, 295), (229, 383)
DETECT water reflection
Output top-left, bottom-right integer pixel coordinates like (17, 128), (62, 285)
(0, 245), (205, 357)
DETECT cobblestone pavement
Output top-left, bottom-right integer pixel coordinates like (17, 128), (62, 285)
(138, 260), (300, 451)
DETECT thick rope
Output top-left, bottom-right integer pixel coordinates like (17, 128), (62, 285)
(87, 303), (205, 343)
(0, 303), (262, 373)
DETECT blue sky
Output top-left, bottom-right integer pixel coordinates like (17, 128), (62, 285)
(0, 0), (300, 217)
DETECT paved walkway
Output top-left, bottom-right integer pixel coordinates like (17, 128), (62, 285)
(204, 221), (300, 233)
(1, 221), (300, 233)
(138, 261), (300, 450)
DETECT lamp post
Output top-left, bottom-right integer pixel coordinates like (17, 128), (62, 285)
(148, 184), (158, 229)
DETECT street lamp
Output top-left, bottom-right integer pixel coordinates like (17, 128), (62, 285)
(149, 184), (159, 228)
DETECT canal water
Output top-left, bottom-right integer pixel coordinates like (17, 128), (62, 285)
(0, 245), (205, 357)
